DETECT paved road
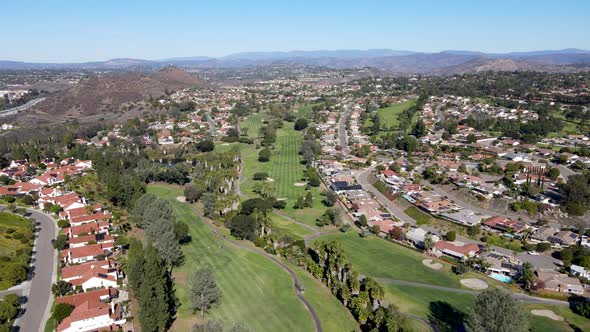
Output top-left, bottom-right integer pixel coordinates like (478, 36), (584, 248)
(356, 166), (416, 225)
(338, 105), (350, 155)
(0, 97), (46, 117)
(376, 278), (569, 307)
(206, 111), (217, 136)
(0, 207), (57, 332)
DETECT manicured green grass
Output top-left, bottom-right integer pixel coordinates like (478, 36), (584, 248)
(316, 232), (465, 287)
(316, 231), (590, 331)
(525, 304), (590, 332)
(270, 214), (315, 241)
(240, 113), (264, 138)
(551, 112), (585, 138)
(0, 211), (34, 290)
(148, 184), (315, 332)
(404, 206), (434, 225)
(240, 122), (326, 226)
(385, 284), (475, 319)
(284, 260), (360, 332)
(376, 100), (417, 130)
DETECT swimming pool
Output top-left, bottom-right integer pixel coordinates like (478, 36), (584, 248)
(490, 273), (512, 283)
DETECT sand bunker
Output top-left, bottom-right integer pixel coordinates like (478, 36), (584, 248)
(422, 259), (443, 270)
(460, 278), (488, 290)
(294, 182), (307, 186)
(531, 310), (564, 321)
(176, 196), (186, 203)
(266, 178), (275, 182)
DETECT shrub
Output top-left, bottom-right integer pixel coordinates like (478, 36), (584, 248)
(52, 303), (74, 323)
(253, 173), (269, 181)
(57, 220), (70, 228)
(536, 242), (552, 252)
(453, 264), (468, 275)
(294, 118), (308, 131)
(446, 231), (457, 242)
(258, 148), (271, 162)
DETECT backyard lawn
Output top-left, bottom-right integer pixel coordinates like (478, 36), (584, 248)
(148, 184), (357, 331)
(0, 211), (34, 290)
(404, 206), (434, 225)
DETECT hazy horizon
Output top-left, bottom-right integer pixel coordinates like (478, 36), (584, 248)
(2, 0), (589, 62)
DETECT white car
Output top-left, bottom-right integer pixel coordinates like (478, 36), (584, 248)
(528, 251), (540, 256)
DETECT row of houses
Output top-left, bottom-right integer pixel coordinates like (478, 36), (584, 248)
(0, 159), (127, 332)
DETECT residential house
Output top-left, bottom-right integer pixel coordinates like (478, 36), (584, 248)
(432, 241), (480, 261)
(547, 231), (578, 247)
(56, 288), (125, 332)
(536, 271), (584, 295)
(405, 228), (440, 248)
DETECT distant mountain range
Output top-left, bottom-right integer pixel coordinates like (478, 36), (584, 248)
(1, 49), (590, 73)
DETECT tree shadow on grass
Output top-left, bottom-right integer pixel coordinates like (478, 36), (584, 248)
(428, 300), (466, 332)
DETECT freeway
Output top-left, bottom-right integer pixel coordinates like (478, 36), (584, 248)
(0, 97), (46, 118)
(0, 207), (57, 332)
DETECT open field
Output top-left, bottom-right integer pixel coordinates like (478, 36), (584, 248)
(240, 112), (264, 138)
(0, 211), (34, 290)
(376, 100), (417, 129)
(240, 122), (327, 226)
(149, 184), (357, 331)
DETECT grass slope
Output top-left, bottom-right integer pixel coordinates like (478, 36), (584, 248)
(148, 184), (357, 331)
(0, 212), (33, 290)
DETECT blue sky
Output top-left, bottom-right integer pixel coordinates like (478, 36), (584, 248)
(2, 0), (589, 62)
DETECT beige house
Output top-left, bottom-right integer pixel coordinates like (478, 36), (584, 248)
(536, 271), (584, 295)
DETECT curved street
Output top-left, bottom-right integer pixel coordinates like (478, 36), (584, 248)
(0, 207), (57, 332)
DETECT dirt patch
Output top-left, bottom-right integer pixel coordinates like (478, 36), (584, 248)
(294, 182), (307, 186)
(531, 309), (564, 321)
(460, 278), (488, 290)
(422, 259), (443, 270)
(176, 196), (186, 203)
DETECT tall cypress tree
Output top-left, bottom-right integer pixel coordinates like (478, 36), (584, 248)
(139, 244), (174, 332)
(125, 238), (145, 292)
